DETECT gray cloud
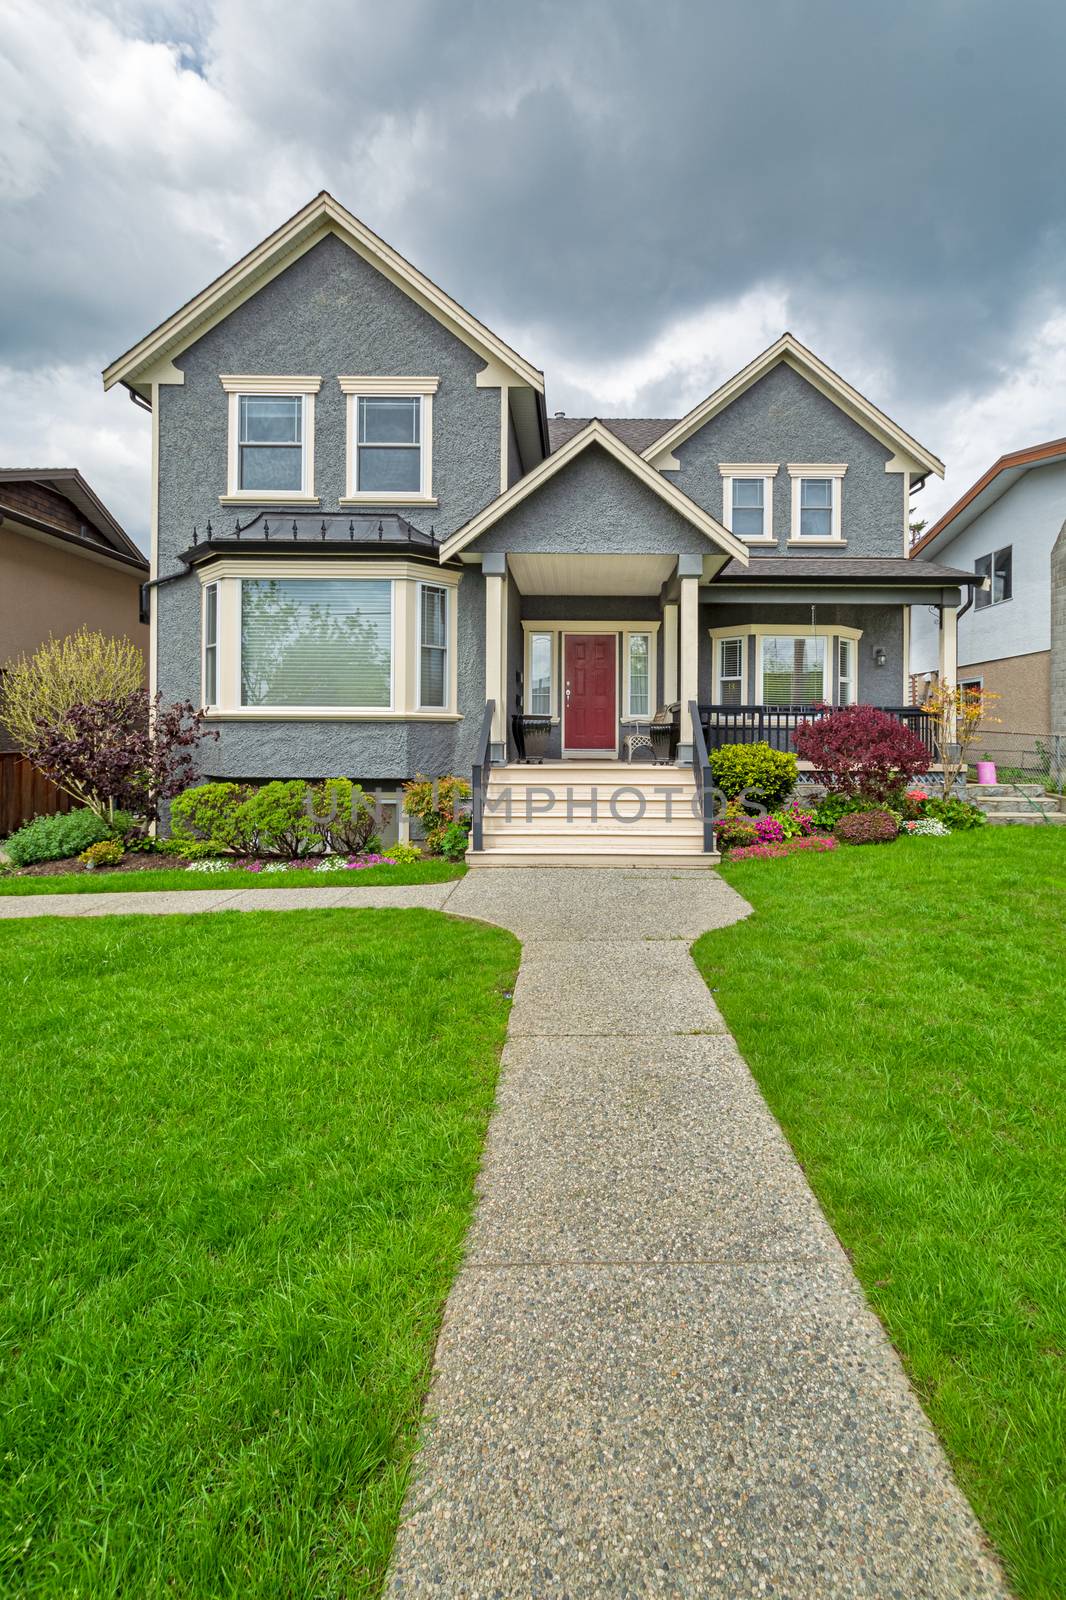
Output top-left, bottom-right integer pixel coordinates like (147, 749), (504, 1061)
(3, 0), (1066, 545)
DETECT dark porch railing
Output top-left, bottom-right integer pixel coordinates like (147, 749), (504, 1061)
(688, 701), (716, 855)
(470, 700), (495, 851)
(699, 704), (936, 757)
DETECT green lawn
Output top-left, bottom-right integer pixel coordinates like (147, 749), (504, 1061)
(0, 908), (518, 1598)
(695, 829), (1066, 1600)
(0, 859), (465, 895)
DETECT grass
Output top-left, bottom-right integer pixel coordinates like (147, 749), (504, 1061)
(0, 859), (465, 895)
(0, 908), (518, 1598)
(694, 829), (1066, 1600)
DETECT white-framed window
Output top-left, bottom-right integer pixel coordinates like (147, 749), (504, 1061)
(339, 377), (439, 504)
(418, 583), (449, 710)
(202, 581), (218, 707)
(240, 577), (394, 710)
(219, 376), (320, 503)
(787, 464), (846, 543)
(626, 632), (651, 718)
(760, 634), (828, 704)
(720, 464), (777, 542)
(838, 636), (854, 705)
(528, 632), (553, 715)
(974, 546), (1012, 609)
(716, 636), (745, 705)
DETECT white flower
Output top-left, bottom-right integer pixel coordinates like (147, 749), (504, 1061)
(185, 859), (231, 873)
(904, 818), (950, 837)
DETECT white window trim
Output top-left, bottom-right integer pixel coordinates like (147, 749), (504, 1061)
(624, 631), (653, 720)
(520, 620), (660, 727)
(787, 463), (847, 545)
(198, 559), (460, 719)
(219, 376), (321, 504)
(338, 376), (439, 506)
(719, 463), (778, 545)
(416, 580), (453, 712)
(202, 580), (219, 709)
(526, 629), (554, 717)
(838, 636), (855, 705)
(709, 628), (749, 702)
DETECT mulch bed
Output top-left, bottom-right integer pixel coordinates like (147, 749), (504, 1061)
(12, 852), (192, 878)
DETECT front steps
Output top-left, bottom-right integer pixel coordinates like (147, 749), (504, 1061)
(965, 783), (1066, 827)
(468, 762), (719, 868)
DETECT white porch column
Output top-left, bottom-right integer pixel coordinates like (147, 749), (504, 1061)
(939, 602), (959, 743)
(662, 603), (679, 704)
(483, 552), (508, 761)
(677, 555), (702, 760)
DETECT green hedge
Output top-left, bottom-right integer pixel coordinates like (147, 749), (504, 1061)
(169, 779), (379, 859)
(708, 742), (797, 808)
(5, 809), (114, 867)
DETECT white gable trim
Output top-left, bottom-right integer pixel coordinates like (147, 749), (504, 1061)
(642, 333), (944, 481)
(103, 192), (544, 397)
(439, 419), (750, 564)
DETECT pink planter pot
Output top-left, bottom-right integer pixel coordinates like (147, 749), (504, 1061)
(976, 761), (997, 785)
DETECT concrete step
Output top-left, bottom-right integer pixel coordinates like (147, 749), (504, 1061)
(984, 812), (1066, 826)
(965, 782), (1047, 797)
(484, 800), (703, 823)
(483, 829), (704, 851)
(467, 847), (719, 869)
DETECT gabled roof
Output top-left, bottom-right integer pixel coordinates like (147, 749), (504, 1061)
(641, 333), (945, 482)
(439, 419), (749, 564)
(103, 191), (545, 398)
(547, 416), (677, 454)
(0, 468), (147, 568)
(910, 435), (1066, 558)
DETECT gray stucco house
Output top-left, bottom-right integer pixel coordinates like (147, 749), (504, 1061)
(104, 191), (977, 862)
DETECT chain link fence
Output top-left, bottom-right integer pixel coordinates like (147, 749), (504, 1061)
(965, 730), (1066, 793)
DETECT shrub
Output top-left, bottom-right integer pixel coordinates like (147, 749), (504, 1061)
(430, 821), (470, 861)
(170, 778), (383, 859)
(728, 835), (839, 861)
(775, 800), (815, 838)
(708, 742), (797, 808)
(386, 842), (423, 864)
(5, 808), (112, 866)
(754, 815), (785, 844)
(923, 795), (987, 831)
(793, 706), (930, 802)
(715, 807), (758, 851)
(79, 838), (125, 870)
(403, 775), (471, 857)
(0, 628), (143, 752)
(834, 808), (899, 845)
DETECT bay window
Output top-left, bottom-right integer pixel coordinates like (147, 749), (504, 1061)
(198, 563), (458, 717)
(838, 636), (854, 704)
(760, 635), (826, 704)
(339, 376), (438, 503)
(710, 625), (863, 707)
(716, 637), (745, 704)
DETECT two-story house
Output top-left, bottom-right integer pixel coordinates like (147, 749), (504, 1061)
(909, 437), (1066, 739)
(103, 192), (976, 862)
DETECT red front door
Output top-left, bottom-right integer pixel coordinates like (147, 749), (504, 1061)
(564, 634), (617, 750)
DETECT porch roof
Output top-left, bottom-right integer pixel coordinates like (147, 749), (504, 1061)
(713, 555), (979, 586)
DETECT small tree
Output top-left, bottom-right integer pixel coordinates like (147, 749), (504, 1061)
(0, 629), (143, 751)
(793, 704), (930, 801)
(920, 683), (1001, 797)
(25, 692), (216, 826)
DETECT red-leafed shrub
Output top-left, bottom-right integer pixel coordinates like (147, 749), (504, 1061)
(834, 808), (899, 845)
(792, 705), (929, 802)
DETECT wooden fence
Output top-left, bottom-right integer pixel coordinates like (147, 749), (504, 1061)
(0, 753), (72, 837)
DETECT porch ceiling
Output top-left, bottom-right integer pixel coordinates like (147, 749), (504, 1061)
(508, 552), (675, 596)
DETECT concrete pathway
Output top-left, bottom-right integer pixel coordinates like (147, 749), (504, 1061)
(2, 868), (1010, 1594)
(387, 868), (1009, 1598)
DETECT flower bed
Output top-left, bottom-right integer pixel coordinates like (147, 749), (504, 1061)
(727, 835), (838, 862)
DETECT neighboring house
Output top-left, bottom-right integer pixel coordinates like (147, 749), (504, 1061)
(103, 191), (975, 860)
(909, 439), (1066, 737)
(0, 468), (148, 755)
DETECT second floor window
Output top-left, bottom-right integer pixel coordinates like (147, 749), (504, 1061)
(975, 546), (1012, 608)
(357, 396), (422, 494)
(732, 478), (765, 537)
(788, 463), (846, 541)
(799, 477), (832, 537)
(239, 395), (305, 492)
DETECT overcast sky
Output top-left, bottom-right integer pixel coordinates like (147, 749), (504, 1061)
(3, 0), (1066, 550)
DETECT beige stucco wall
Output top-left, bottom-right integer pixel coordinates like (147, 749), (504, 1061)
(916, 649), (1050, 735)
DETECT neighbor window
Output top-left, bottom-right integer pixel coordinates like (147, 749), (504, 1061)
(203, 582), (218, 705)
(240, 577), (392, 708)
(418, 583), (448, 709)
(975, 546), (1012, 608)
(627, 633), (651, 717)
(761, 635), (827, 704)
(788, 464), (846, 541)
(529, 632), (552, 714)
(838, 636), (854, 705)
(238, 395), (305, 492)
(717, 637), (745, 704)
(340, 378), (438, 501)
